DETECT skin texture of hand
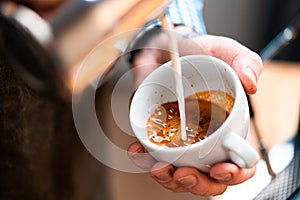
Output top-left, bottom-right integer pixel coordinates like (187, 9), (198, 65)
(128, 26), (262, 196)
(132, 26), (262, 95)
(128, 142), (256, 196)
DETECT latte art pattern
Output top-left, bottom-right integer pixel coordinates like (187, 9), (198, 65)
(146, 90), (234, 147)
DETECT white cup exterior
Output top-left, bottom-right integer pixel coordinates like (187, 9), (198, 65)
(130, 55), (259, 172)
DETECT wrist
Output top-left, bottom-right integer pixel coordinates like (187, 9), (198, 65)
(174, 25), (196, 35)
(174, 25), (204, 38)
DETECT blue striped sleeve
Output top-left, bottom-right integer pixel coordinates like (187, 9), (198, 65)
(146, 0), (207, 34)
(166, 0), (206, 34)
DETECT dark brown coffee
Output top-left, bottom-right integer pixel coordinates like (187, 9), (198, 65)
(146, 90), (234, 147)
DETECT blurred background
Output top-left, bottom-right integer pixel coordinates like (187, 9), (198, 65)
(97, 0), (300, 199)
(204, 0), (300, 61)
(0, 0), (299, 200)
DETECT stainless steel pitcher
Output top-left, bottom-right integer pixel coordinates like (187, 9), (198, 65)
(0, 0), (170, 100)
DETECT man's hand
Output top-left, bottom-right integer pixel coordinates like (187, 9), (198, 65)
(128, 26), (262, 196)
(132, 26), (262, 95)
(128, 142), (256, 196)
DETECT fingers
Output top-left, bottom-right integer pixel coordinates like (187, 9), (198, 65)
(173, 167), (228, 196)
(210, 162), (256, 185)
(194, 35), (263, 94)
(151, 162), (255, 196)
(151, 163), (187, 192)
(127, 141), (156, 171)
(128, 142), (256, 196)
(133, 34), (263, 94)
(230, 50), (262, 94)
(151, 165), (227, 196)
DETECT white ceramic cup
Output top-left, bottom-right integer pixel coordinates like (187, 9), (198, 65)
(129, 55), (259, 172)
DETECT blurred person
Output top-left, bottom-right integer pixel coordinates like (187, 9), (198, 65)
(0, 1), (110, 200)
(0, 0), (262, 199)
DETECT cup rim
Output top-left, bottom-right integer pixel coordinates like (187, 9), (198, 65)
(130, 55), (245, 152)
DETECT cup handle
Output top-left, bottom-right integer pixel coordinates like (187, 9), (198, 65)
(222, 132), (260, 168)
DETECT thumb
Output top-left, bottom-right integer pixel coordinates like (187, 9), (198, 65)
(192, 35), (263, 94)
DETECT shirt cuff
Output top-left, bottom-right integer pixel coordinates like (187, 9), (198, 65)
(146, 0), (207, 34)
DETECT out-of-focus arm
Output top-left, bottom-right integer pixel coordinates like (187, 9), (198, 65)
(148, 0), (207, 34)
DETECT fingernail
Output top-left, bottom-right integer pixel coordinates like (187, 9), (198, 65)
(212, 173), (232, 182)
(154, 170), (173, 183)
(129, 145), (145, 160)
(177, 175), (197, 189)
(245, 66), (257, 86)
(130, 143), (145, 154)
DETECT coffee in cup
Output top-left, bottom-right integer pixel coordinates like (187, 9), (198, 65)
(147, 90), (234, 147)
